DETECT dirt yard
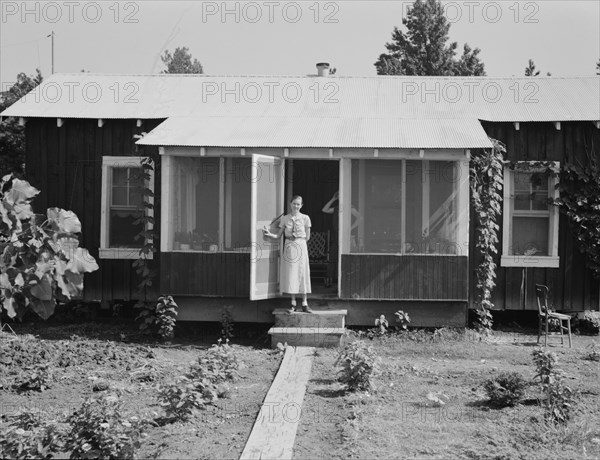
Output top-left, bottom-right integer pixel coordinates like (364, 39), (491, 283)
(1, 323), (599, 459)
(294, 330), (600, 460)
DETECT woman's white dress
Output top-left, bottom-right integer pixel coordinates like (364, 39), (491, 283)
(279, 213), (312, 294)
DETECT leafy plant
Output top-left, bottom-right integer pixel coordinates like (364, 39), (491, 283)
(0, 175), (99, 321)
(583, 342), (600, 362)
(65, 394), (146, 459)
(577, 311), (600, 335)
(135, 295), (178, 341)
(532, 347), (575, 424)
(374, 315), (389, 335)
(157, 376), (207, 421)
(335, 340), (378, 392)
(220, 307), (235, 341)
(0, 408), (65, 459)
(155, 295), (178, 341)
(131, 157), (158, 335)
(191, 340), (241, 385)
(470, 139), (505, 331)
(483, 371), (527, 407)
(552, 153), (600, 280)
(14, 363), (52, 392)
(394, 310), (411, 330)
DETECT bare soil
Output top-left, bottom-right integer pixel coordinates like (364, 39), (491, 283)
(0, 322), (281, 460)
(2, 323), (599, 459)
(294, 330), (600, 460)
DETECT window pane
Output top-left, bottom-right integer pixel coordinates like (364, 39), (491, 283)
(513, 172), (549, 211)
(171, 157), (220, 250)
(112, 186), (128, 206)
(225, 158), (251, 250)
(512, 216), (549, 255)
(109, 209), (144, 247)
(112, 168), (128, 186)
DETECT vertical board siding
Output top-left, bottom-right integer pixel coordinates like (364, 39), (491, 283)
(160, 253), (250, 297)
(478, 121), (600, 311)
(341, 255), (468, 300)
(25, 118), (163, 302)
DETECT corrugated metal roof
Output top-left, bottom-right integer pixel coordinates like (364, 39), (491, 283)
(2, 74), (599, 122)
(135, 117), (493, 149)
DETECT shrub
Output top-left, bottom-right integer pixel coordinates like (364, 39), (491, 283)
(483, 371), (527, 407)
(157, 377), (207, 421)
(135, 295), (178, 341)
(578, 311), (600, 335)
(394, 310), (411, 330)
(532, 347), (575, 424)
(220, 307), (235, 341)
(335, 340), (378, 392)
(65, 395), (146, 459)
(155, 295), (178, 341)
(14, 363), (52, 392)
(158, 341), (241, 422)
(0, 408), (65, 459)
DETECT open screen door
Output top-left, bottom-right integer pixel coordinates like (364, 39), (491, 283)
(250, 154), (285, 300)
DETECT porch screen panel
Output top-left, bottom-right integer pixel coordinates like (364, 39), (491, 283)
(349, 159), (461, 255)
(351, 160), (403, 253)
(425, 161), (459, 255)
(170, 157), (220, 250)
(224, 158), (251, 251)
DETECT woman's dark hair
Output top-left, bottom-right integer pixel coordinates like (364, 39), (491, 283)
(290, 195), (303, 204)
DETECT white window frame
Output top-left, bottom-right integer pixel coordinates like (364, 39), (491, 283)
(100, 156), (154, 259)
(501, 162), (559, 268)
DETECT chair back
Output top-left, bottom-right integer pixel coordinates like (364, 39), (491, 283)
(307, 231), (329, 261)
(535, 284), (549, 314)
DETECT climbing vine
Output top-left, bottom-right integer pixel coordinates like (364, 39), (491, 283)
(470, 139), (505, 331)
(131, 156), (158, 331)
(552, 152), (600, 281)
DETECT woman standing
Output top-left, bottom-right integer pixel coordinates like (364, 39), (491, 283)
(263, 195), (313, 313)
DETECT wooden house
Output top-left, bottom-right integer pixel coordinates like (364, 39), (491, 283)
(2, 70), (599, 326)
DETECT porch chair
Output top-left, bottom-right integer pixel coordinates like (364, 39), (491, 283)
(535, 284), (572, 348)
(306, 231), (330, 286)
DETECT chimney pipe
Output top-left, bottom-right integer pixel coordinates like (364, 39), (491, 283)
(316, 62), (330, 77)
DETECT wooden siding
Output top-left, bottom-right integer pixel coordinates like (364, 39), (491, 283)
(25, 117), (163, 302)
(341, 255), (468, 300)
(476, 121), (600, 311)
(161, 253), (250, 297)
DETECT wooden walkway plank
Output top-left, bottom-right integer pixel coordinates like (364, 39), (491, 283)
(240, 346), (315, 460)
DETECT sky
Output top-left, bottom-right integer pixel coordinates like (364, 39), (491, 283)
(1, 0), (599, 87)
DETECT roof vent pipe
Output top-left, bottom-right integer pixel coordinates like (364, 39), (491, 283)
(316, 62), (330, 77)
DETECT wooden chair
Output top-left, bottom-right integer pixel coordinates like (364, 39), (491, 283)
(307, 231), (330, 286)
(535, 284), (572, 348)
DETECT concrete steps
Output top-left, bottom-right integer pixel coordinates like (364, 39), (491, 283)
(268, 308), (347, 348)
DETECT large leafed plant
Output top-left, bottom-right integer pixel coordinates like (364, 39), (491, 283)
(0, 175), (99, 320)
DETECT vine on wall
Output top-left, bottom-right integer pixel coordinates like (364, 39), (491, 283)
(553, 152), (600, 282)
(470, 139), (505, 330)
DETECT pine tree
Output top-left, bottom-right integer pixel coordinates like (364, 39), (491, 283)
(161, 47), (203, 74)
(374, 0), (485, 76)
(524, 59), (540, 76)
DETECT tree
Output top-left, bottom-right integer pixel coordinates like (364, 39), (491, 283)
(524, 59), (551, 76)
(161, 47), (203, 74)
(0, 69), (43, 177)
(374, 0), (485, 76)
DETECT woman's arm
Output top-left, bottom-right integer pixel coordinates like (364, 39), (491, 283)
(321, 191), (339, 214)
(263, 225), (284, 239)
(305, 226), (311, 241)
